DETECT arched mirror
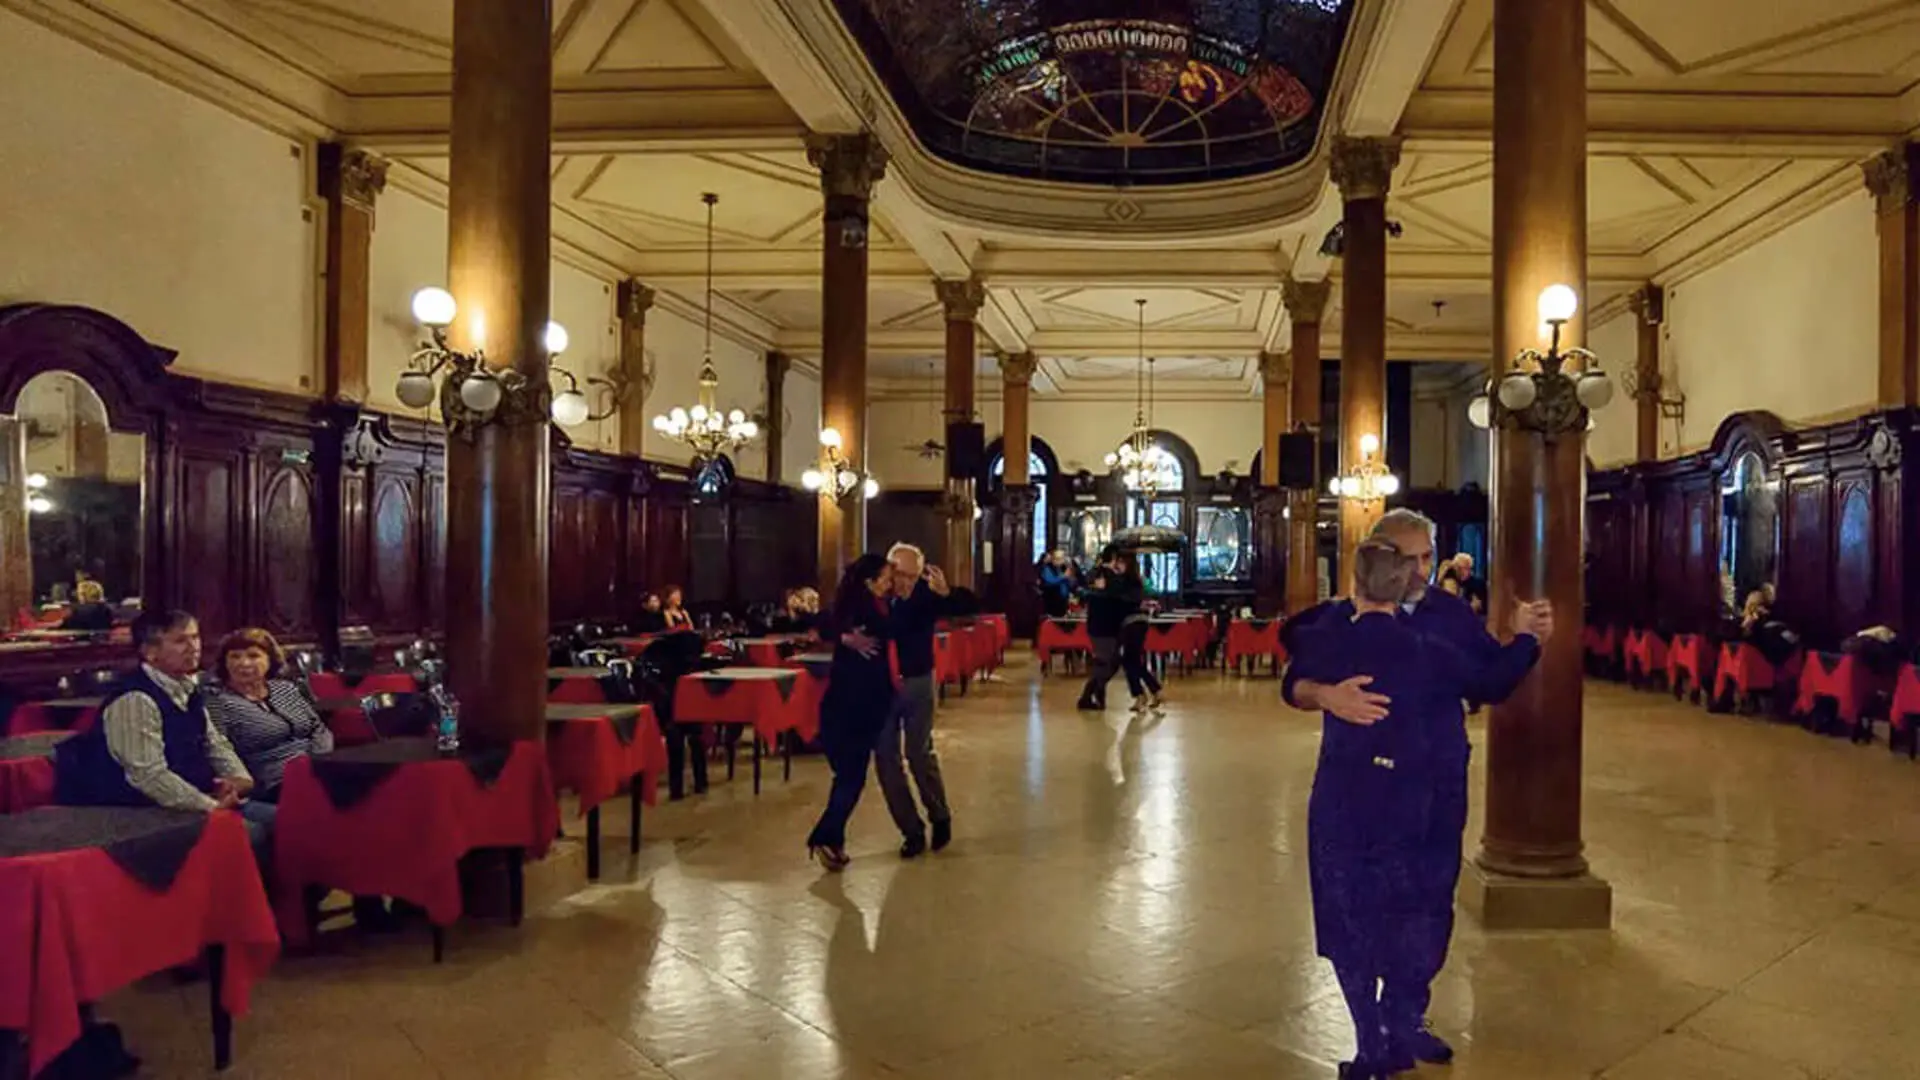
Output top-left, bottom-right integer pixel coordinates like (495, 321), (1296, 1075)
(1718, 449), (1777, 616)
(1, 371), (146, 637)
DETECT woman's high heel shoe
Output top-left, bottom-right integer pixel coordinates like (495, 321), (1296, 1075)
(809, 845), (850, 872)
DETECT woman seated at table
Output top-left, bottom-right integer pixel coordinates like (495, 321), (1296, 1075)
(58, 579), (117, 632)
(772, 587), (820, 634)
(634, 592), (669, 633)
(806, 554), (894, 872)
(662, 587), (695, 631)
(206, 628), (331, 803)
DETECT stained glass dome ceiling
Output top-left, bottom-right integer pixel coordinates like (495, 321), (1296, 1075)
(831, 0), (1356, 186)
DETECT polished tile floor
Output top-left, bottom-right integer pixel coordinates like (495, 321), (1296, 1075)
(114, 660), (1920, 1078)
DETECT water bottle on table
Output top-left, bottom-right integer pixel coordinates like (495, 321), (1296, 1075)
(429, 685), (461, 756)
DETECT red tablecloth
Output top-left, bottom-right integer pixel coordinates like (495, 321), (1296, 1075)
(1714, 642), (1802, 701)
(673, 669), (813, 746)
(605, 634), (662, 658)
(0, 758), (55, 815)
(1036, 619), (1092, 664)
(308, 672), (418, 746)
(547, 671), (607, 705)
(1582, 625), (1621, 666)
(3, 701), (101, 739)
(546, 706), (668, 816)
(0, 809), (278, 1076)
(1792, 651), (1886, 723)
(1623, 629), (1670, 683)
(978, 614), (1010, 657)
(1144, 620), (1200, 663)
(1224, 619), (1285, 670)
(274, 739), (556, 945)
(1890, 664), (1920, 735)
(1666, 634), (1710, 695)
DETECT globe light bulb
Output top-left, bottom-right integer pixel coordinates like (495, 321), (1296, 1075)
(1378, 474), (1401, 497)
(25, 473), (47, 490)
(543, 322), (569, 355)
(551, 389), (589, 427)
(653, 415), (671, 433)
(1328, 477), (1342, 496)
(1467, 395), (1491, 430)
(802, 469), (824, 491)
(396, 371), (437, 409)
(837, 469), (857, 490)
(738, 420), (758, 439)
(1498, 373), (1538, 411)
(819, 427), (843, 449)
(411, 287), (457, 327)
(27, 496), (53, 514)
(863, 477), (881, 499)
(670, 407), (688, 426)
(1359, 432), (1380, 456)
(1538, 284), (1579, 324)
(1575, 372), (1614, 410)
(690, 404), (708, 423)
(459, 371), (503, 413)
(728, 409), (745, 424)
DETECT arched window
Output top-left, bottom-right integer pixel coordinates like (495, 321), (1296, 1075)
(1112, 433), (1192, 595)
(991, 450), (1049, 565)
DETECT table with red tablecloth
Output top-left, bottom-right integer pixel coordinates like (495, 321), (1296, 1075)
(1223, 619), (1285, 674)
(1143, 619), (1201, 673)
(1792, 651), (1889, 731)
(978, 614), (1010, 659)
(672, 669), (811, 794)
(546, 703), (667, 880)
(274, 738), (556, 952)
(0, 734), (64, 814)
(1889, 663), (1920, 757)
(547, 666), (615, 704)
(1713, 641), (1802, 706)
(1666, 634), (1710, 697)
(307, 671), (418, 745)
(1582, 625), (1621, 671)
(1622, 629), (1670, 685)
(3, 698), (102, 739)
(1036, 618), (1092, 670)
(604, 634), (662, 658)
(0, 807), (279, 1076)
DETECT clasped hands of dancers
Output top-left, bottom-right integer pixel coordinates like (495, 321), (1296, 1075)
(1289, 509), (1553, 1078)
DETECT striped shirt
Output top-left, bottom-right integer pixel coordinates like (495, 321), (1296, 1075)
(206, 679), (332, 793)
(101, 663), (249, 812)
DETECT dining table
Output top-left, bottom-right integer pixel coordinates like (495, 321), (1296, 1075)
(3, 697), (103, 738)
(544, 702), (666, 879)
(672, 668), (811, 794)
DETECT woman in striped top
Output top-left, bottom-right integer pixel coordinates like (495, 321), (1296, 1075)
(207, 627), (332, 801)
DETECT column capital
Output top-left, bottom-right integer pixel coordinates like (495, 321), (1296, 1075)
(935, 276), (987, 321)
(618, 279), (655, 328)
(1282, 276), (1333, 326)
(1258, 350), (1292, 387)
(322, 145), (389, 213)
(806, 132), (890, 200)
(1862, 143), (1918, 213)
(1329, 135), (1403, 201)
(999, 351), (1039, 387)
(1627, 283), (1665, 326)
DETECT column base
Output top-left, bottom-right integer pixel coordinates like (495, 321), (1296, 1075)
(1460, 863), (1613, 931)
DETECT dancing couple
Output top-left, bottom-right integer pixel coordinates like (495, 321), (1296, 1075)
(805, 544), (956, 871)
(1286, 510), (1552, 1078)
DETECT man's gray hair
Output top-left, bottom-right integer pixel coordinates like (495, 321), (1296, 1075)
(1371, 508), (1436, 541)
(886, 543), (925, 566)
(1353, 538), (1419, 604)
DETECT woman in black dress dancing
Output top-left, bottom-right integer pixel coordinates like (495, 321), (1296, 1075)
(807, 553), (897, 871)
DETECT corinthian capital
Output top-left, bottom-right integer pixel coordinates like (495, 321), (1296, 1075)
(1863, 144), (1917, 213)
(1282, 277), (1332, 326)
(935, 277), (987, 322)
(999, 351), (1039, 387)
(618, 280), (655, 328)
(1329, 136), (1403, 201)
(806, 132), (890, 200)
(1258, 351), (1292, 387)
(324, 145), (389, 213)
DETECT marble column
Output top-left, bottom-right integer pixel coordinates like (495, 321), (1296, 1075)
(1865, 144), (1919, 408)
(1329, 136), (1400, 595)
(937, 277), (984, 588)
(996, 351), (1039, 637)
(442, 0), (552, 748)
(764, 351), (791, 483)
(1466, 0), (1612, 930)
(318, 144), (388, 404)
(616, 280), (654, 457)
(1253, 350), (1290, 615)
(1285, 277), (1330, 612)
(806, 133), (888, 590)
(1628, 285), (1664, 462)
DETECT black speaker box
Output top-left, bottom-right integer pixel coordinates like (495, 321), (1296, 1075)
(946, 421), (986, 478)
(1278, 431), (1317, 490)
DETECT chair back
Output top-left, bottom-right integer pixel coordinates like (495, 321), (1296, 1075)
(601, 657), (638, 703)
(358, 691), (436, 739)
(573, 647), (615, 669)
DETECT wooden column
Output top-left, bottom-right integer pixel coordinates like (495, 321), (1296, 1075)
(1469, 0), (1611, 930)
(997, 351), (1039, 636)
(1329, 136), (1400, 596)
(1253, 350), (1290, 614)
(0, 420), (29, 626)
(1628, 285), (1664, 462)
(318, 144), (387, 403)
(764, 350), (791, 484)
(937, 277), (984, 587)
(616, 280), (654, 457)
(443, 0), (552, 748)
(806, 133), (888, 590)
(1285, 277), (1330, 612)
(1865, 144), (1919, 408)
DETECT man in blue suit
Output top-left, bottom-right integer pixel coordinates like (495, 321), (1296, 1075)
(1284, 509), (1552, 1066)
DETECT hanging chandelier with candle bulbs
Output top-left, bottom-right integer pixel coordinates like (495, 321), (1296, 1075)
(651, 192), (759, 462)
(1105, 299), (1179, 500)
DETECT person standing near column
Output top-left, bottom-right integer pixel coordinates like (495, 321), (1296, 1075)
(878, 543), (955, 858)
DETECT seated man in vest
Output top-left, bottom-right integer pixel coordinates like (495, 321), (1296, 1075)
(55, 609), (274, 854)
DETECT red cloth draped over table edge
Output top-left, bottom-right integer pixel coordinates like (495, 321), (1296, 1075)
(740, 641), (787, 668)
(1624, 630), (1669, 679)
(3, 704), (101, 739)
(1714, 642), (1803, 699)
(272, 740), (557, 945)
(1035, 620), (1092, 663)
(672, 672), (815, 747)
(0, 756), (55, 814)
(546, 707), (669, 815)
(1224, 619), (1285, 669)
(1890, 664), (1920, 734)
(0, 811), (279, 1077)
(547, 676), (607, 705)
(309, 671), (418, 746)
(1666, 634), (1709, 691)
(1792, 652), (1888, 723)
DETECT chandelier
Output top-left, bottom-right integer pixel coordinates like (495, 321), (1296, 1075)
(1330, 432), (1400, 505)
(1104, 299), (1178, 499)
(396, 287), (575, 438)
(801, 427), (879, 501)
(651, 193), (758, 460)
(1467, 285), (1614, 439)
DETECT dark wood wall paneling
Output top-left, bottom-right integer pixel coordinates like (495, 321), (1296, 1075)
(1586, 409), (1916, 648)
(0, 305), (817, 691)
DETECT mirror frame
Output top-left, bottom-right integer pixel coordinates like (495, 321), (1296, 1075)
(1706, 411), (1786, 615)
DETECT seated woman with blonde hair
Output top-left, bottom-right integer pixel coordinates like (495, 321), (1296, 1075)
(206, 627), (331, 803)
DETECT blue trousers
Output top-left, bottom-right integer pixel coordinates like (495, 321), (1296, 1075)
(1381, 750), (1468, 1029)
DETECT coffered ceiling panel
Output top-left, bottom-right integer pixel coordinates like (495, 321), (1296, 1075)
(571, 153), (817, 246)
(723, 287), (938, 332)
(1009, 288), (1265, 333)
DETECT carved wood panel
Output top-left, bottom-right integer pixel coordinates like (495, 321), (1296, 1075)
(255, 462), (316, 637)
(368, 469), (422, 631)
(1781, 474), (1830, 635)
(688, 502), (730, 605)
(1832, 478), (1874, 638)
(174, 449), (241, 635)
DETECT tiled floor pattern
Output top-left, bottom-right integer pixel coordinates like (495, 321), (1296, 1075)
(107, 664), (1920, 1078)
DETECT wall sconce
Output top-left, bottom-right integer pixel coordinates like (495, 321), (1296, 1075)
(1329, 432), (1400, 505)
(801, 427), (879, 501)
(1467, 285), (1612, 439)
(1622, 369), (1686, 422)
(397, 287), (590, 436)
